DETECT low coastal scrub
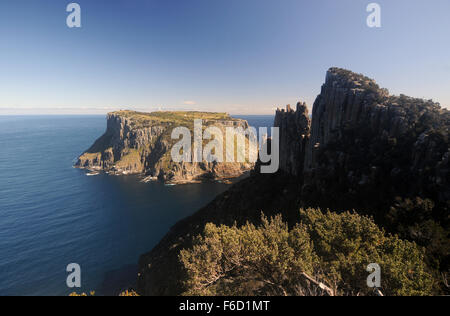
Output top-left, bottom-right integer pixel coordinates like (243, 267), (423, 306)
(180, 208), (435, 296)
(114, 110), (237, 127)
(69, 290), (139, 296)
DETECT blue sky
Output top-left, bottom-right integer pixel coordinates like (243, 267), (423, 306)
(0, 0), (449, 114)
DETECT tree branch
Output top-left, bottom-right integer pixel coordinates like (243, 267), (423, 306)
(300, 272), (335, 296)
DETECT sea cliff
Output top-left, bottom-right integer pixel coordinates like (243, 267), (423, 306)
(275, 68), (449, 212)
(75, 111), (254, 184)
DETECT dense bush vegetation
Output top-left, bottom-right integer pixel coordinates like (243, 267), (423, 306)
(180, 209), (434, 296)
(69, 290), (139, 296)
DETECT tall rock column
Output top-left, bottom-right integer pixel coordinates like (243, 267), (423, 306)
(304, 68), (390, 172)
(274, 102), (311, 176)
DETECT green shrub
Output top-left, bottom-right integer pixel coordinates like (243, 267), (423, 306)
(180, 208), (435, 296)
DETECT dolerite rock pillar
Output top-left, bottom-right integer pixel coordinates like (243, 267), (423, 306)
(274, 102), (311, 176)
(304, 68), (390, 172)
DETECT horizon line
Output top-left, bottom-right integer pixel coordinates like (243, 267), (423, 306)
(0, 112), (277, 117)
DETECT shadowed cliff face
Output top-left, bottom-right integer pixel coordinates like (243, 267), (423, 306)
(137, 68), (449, 295)
(300, 69), (448, 215)
(274, 68), (449, 212)
(274, 102), (310, 176)
(74, 111), (254, 184)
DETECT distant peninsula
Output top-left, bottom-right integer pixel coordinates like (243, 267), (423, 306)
(75, 110), (254, 184)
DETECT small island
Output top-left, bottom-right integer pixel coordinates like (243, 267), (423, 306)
(75, 110), (254, 184)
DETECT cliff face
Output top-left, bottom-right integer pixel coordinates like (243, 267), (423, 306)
(76, 113), (165, 174)
(274, 102), (310, 176)
(304, 68), (390, 170)
(75, 111), (254, 183)
(273, 68), (449, 209)
(301, 68), (449, 211)
(137, 68), (449, 295)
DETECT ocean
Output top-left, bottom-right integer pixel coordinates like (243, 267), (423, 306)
(0, 114), (274, 296)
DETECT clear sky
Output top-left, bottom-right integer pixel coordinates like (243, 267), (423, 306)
(0, 0), (449, 115)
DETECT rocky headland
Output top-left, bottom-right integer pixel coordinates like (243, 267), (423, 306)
(75, 111), (254, 184)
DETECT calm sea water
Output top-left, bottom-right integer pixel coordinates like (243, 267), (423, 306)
(0, 114), (273, 296)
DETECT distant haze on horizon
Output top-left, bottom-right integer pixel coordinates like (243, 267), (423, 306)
(0, 0), (449, 115)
